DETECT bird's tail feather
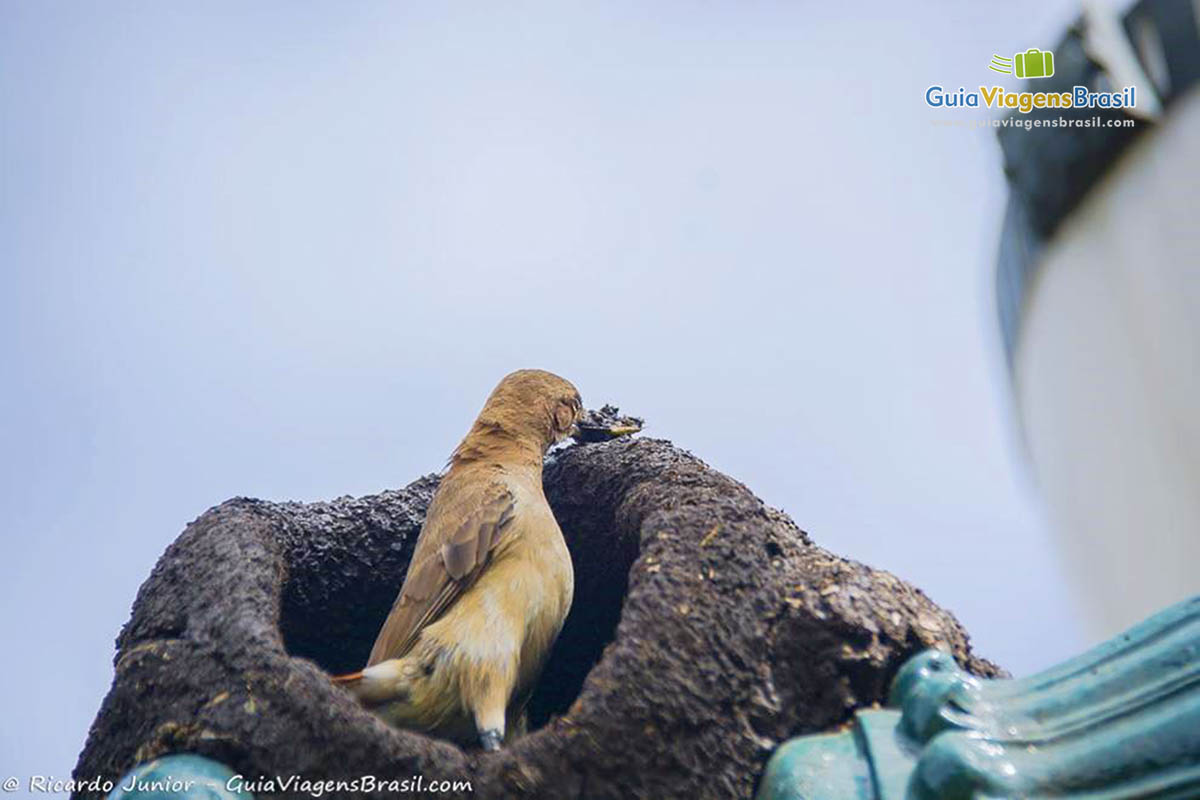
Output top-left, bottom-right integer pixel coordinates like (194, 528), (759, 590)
(331, 661), (414, 708)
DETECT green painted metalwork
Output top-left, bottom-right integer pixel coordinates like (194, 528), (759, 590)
(757, 595), (1200, 799)
(757, 717), (878, 800)
(107, 754), (249, 800)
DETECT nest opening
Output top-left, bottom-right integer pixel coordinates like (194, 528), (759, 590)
(278, 495), (642, 737)
(527, 514), (641, 728)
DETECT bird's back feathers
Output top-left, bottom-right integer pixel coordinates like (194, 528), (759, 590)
(366, 475), (516, 666)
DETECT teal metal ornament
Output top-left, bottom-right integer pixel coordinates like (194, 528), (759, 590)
(107, 754), (249, 800)
(757, 709), (914, 800)
(757, 595), (1200, 799)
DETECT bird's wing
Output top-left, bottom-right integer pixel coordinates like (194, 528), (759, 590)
(366, 478), (516, 666)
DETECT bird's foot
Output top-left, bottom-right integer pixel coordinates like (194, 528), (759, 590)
(479, 729), (503, 752)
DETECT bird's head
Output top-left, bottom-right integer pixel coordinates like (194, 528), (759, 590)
(471, 369), (584, 453)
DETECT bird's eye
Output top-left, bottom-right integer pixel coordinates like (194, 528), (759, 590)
(554, 400), (577, 433)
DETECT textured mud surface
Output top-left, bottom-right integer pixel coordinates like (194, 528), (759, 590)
(75, 437), (1001, 799)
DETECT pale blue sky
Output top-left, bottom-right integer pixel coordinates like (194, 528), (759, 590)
(2, 1), (1092, 783)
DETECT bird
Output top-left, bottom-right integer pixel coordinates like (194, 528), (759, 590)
(333, 369), (586, 752)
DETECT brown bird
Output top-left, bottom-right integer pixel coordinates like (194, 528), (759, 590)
(334, 369), (586, 751)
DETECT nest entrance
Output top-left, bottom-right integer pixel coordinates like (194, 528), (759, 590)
(278, 469), (641, 734)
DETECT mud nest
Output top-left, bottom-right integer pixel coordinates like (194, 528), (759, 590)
(74, 437), (1001, 799)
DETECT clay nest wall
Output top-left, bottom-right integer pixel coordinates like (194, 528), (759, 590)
(74, 437), (1002, 799)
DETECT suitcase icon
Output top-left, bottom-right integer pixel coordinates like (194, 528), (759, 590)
(1014, 48), (1055, 79)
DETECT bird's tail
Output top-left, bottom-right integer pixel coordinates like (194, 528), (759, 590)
(332, 658), (467, 740)
(330, 661), (412, 707)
